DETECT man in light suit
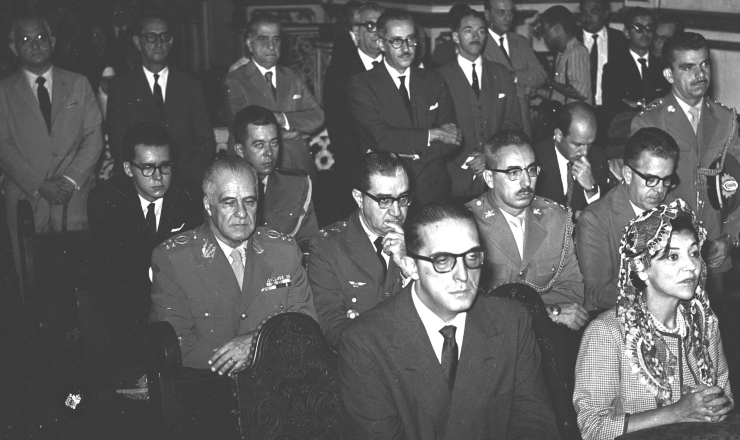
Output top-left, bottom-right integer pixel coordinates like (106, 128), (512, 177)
(438, 9), (521, 199)
(467, 130), (588, 330)
(149, 156), (317, 372)
(107, 13), (215, 183)
(483, 0), (547, 138)
(0, 16), (103, 281)
(338, 200), (559, 439)
(576, 128), (678, 310)
(348, 10), (462, 207)
(309, 152), (409, 348)
(223, 13), (324, 176)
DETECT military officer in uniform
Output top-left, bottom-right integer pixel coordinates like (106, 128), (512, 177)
(309, 152), (410, 347)
(466, 129), (588, 330)
(631, 32), (740, 297)
(233, 105), (318, 254)
(149, 156), (317, 373)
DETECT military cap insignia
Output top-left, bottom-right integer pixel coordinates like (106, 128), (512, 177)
(202, 240), (215, 259)
(261, 274), (292, 291)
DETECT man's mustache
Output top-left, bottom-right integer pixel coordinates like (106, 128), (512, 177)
(517, 187), (534, 196)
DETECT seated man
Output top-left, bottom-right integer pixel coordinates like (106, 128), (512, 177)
(339, 200), (559, 439)
(575, 127), (678, 310)
(150, 156), (317, 373)
(467, 129), (588, 330)
(309, 151), (410, 347)
(233, 105), (318, 254)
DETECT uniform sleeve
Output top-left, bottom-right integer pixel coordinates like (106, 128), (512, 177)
(543, 225), (585, 305)
(283, 76), (325, 134)
(63, 77), (103, 188)
(285, 240), (318, 320)
(576, 208), (620, 310)
(308, 234), (349, 348)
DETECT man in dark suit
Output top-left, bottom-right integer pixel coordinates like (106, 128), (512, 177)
(438, 9), (521, 199)
(224, 13), (324, 176)
(309, 152), (409, 347)
(575, 127), (678, 310)
(534, 102), (608, 216)
(150, 156), (317, 372)
(348, 11), (462, 207)
(338, 200), (559, 439)
(107, 13), (214, 183)
(483, 0), (547, 138)
(233, 105), (318, 254)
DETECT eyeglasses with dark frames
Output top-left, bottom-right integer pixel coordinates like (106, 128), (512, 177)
(628, 166), (677, 188)
(131, 162), (173, 177)
(408, 247), (486, 274)
(487, 164), (541, 181)
(354, 21), (377, 32)
(359, 189), (412, 209)
(381, 36), (418, 49)
(140, 32), (172, 43)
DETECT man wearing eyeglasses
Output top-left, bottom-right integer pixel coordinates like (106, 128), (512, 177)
(576, 128), (678, 311)
(348, 10), (462, 207)
(108, 13), (215, 183)
(467, 129), (588, 331)
(0, 15), (103, 285)
(338, 199), (559, 439)
(309, 152), (410, 348)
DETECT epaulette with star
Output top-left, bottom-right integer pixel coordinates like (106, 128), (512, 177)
(318, 220), (348, 237)
(255, 227), (293, 241)
(161, 229), (200, 251)
(534, 196), (566, 212)
(639, 98), (663, 115)
(707, 96), (734, 113)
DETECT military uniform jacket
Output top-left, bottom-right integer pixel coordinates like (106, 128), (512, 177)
(632, 93), (740, 272)
(261, 169), (318, 254)
(466, 193), (585, 305)
(308, 210), (404, 347)
(149, 223), (317, 369)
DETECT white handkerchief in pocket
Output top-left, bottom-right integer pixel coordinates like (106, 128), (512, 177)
(498, 93), (506, 98)
(292, 94), (301, 99)
(429, 102), (439, 110)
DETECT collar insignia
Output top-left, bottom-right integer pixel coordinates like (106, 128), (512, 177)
(201, 240), (215, 259)
(667, 105), (675, 113)
(485, 210), (495, 218)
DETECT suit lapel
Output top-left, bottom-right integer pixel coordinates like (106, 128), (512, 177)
(374, 66), (413, 128)
(611, 184), (636, 237)
(276, 66), (291, 109)
(246, 61), (275, 107)
(483, 195), (522, 266)
(409, 68), (425, 128)
(196, 224), (241, 298)
(521, 206), (547, 269)
(264, 173), (280, 214)
(10, 70), (48, 131)
(163, 69), (181, 120)
(50, 67), (68, 128)
(240, 234), (274, 308)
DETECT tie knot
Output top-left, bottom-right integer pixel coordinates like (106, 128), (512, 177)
(154, 73), (159, 81)
(36, 76), (46, 86)
(147, 202), (155, 213)
(689, 106), (700, 116)
(638, 58), (647, 66)
(439, 325), (457, 340)
(499, 36), (505, 45)
(372, 60), (381, 68)
(398, 75), (406, 85)
(509, 216), (524, 228)
(592, 33), (599, 41)
(230, 248), (243, 265)
(265, 71), (273, 82)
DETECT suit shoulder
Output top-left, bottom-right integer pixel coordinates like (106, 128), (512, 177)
(415, 67), (444, 84)
(482, 58), (511, 75)
(171, 69), (201, 87)
(169, 176), (203, 201)
(479, 295), (530, 320)
(507, 32), (529, 44)
(277, 65), (301, 80)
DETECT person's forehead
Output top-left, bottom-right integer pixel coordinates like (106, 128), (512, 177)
(385, 20), (415, 37)
(581, 0), (604, 12)
(568, 117), (597, 139)
(368, 171), (409, 193)
(214, 172), (256, 196)
(636, 153), (674, 172)
(134, 144), (170, 161)
(491, 0), (513, 11)
(142, 19), (168, 33)
(255, 23), (281, 36)
(631, 15), (654, 26)
(245, 123), (279, 142)
(15, 19), (47, 37)
(461, 16), (486, 29)
(418, 219), (478, 254)
(497, 144), (534, 166)
(673, 48), (709, 65)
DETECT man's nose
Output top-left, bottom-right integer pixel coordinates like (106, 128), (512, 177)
(235, 201), (248, 218)
(520, 171), (532, 187)
(451, 257), (470, 282)
(388, 200), (402, 216)
(152, 169), (164, 180)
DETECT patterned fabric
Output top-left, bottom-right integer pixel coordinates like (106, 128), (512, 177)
(552, 37), (592, 105)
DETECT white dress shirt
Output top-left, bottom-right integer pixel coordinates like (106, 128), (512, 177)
(384, 58), (410, 98)
(499, 208), (527, 258)
(143, 65), (169, 102)
(582, 26), (608, 106)
(457, 54), (483, 88)
(411, 282), (466, 362)
(629, 50), (649, 79)
(138, 194), (164, 231)
(358, 48), (383, 71)
(555, 147), (600, 204)
(629, 200), (645, 217)
(23, 67), (53, 103)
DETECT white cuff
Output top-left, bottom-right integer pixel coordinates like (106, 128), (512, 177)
(585, 186), (600, 204)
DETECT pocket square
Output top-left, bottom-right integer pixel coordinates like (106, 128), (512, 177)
(498, 93), (506, 98)
(171, 223), (185, 233)
(429, 102), (439, 110)
(292, 94), (301, 99)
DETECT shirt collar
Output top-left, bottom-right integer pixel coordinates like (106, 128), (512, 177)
(143, 65), (169, 82)
(23, 66), (53, 91)
(384, 58), (409, 78)
(213, 230), (246, 262)
(488, 28), (504, 41)
(498, 206), (526, 224)
(674, 93), (703, 117)
(358, 211), (381, 242)
(253, 61), (276, 78)
(358, 47), (382, 70)
(629, 200), (645, 217)
(457, 54), (482, 70)
(630, 49), (648, 67)
(138, 194), (163, 214)
(411, 281), (467, 327)
(585, 26), (607, 40)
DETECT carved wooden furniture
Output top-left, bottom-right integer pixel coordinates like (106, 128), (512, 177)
(490, 283), (581, 440)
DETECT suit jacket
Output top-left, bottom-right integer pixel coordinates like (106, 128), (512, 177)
(87, 175), (203, 288)
(347, 64), (459, 205)
(338, 284), (559, 440)
(149, 223), (317, 369)
(107, 66), (215, 182)
(308, 210), (404, 348)
(466, 193), (584, 305)
(632, 93), (740, 272)
(575, 184), (637, 310)
(437, 58), (521, 198)
(261, 168), (318, 254)
(223, 61), (324, 173)
(0, 67), (103, 233)
(576, 27), (629, 103)
(602, 51), (670, 117)
(533, 137), (608, 214)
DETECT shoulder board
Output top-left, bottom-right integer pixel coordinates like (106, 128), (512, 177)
(533, 196), (565, 211)
(276, 168), (308, 177)
(640, 99), (663, 115)
(255, 227), (293, 242)
(162, 229), (201, 250)
(467, 196), (485, 211)
(318, 220), (348, 237)
(706, 97), (734, 112)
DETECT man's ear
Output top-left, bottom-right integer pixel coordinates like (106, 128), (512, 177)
(663, 67), (673, 84)
(203, 196), (212, 217)
(377, 39), (385, 52)
(352, 189), (363, 209)
(400, 256), (419, 280)
(49, 35), (56, 51)
(483, 170), (495, 189)
(452, 31), (460, 45)
(132, 34), (140, 48)
(623, 27), (630, 40)
(554, 128), (564, 143)
(123, 161), (134, 177)
(234, 143), (244, 158)
(622, 165), (632, 183)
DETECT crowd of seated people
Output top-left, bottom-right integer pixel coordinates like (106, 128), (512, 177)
(2, 1), (740, 439)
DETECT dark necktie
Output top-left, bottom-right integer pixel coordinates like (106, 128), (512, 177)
(499, 36), (510, 63)
(265, 71), (277, 102)
(398, 75), (413, 122)
(638, 58), (650, 98)
(372, 60), (381, 69)
(471, 63), (480, 99)
(373, 236), (387, 283)
(566, 161), (575, 208)
(590, 34), (599, 97)
(439, 325), (458, 391)
(153, 73), (165, 115)
(257, 180), (266, 225)
(145, 202), (157, 237)
(36, 77), (51, 132)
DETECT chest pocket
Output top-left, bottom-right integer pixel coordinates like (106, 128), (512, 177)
(535, 256), (560, 281)
(253, 285), (290, 314)
(191, 302), (230, 338)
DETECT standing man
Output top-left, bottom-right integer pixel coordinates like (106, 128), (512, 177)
(348, 10), (462, 206)
(150, 156), (317, 371)
(438, 9), (521, 199)
(107, 13), (214, 183)
(339, 200), (559, 439)
(632, 32), (740, 296)
(0, 16), (103, 282)
(467, 129), (588, 330)
(483, 0), (547, 138)
(534, 102), (608, 216)
(224, 12), (324, 176)
(576, 127), (678, 310)
(651, 14), (684, 65)
(232, 105), (318, 254)
(309, 152), (410, 348)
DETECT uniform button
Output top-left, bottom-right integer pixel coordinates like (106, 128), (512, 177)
(518, 269), (527, 278)
(241, 313), (247, 319)
(351, 298), (357, 303)
(384, 292), (389, 297)
(205, 312), (210, 317)
(280, 304), (284, 309)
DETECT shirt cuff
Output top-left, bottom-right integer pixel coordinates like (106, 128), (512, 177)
(585, 186), (600, 204)
(282, 113), (290, 131)
(62, 175), (79, 190)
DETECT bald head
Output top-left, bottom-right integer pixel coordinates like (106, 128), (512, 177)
(554, 102), (597, 162)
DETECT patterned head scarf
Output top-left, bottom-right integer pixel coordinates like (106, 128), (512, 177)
(616, 198), (717, 406)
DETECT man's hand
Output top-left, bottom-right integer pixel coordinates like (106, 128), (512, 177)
(38, 178), (74, 205)
(571, 156), (597, 192)
(382, 222), (406, 272)
(429, 123), (462, 146)
(673, 384), (732, 423)
(468, 152), (486, 175)
(706, 237), (731, 268)
(551, 302), (589, 330)
(208, 331), (257, 376)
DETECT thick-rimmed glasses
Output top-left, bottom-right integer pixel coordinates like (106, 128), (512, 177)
(354, 21), (377, 32)
(628, 166), (677, 188)
(381, 36), (418, 49)
(140, 32), (172, 43)
(131, 162), (173, 177)
(359, 189), (412, 209)
(488, 164), (541, 181)
(408, 247), (485, 273)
